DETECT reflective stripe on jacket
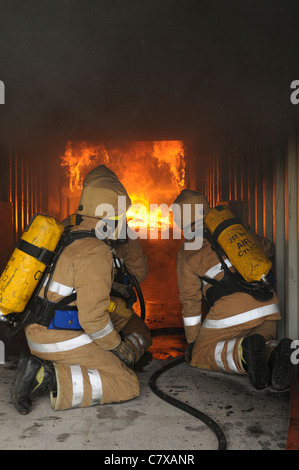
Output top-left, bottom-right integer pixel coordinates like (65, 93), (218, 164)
(176, 235), (279, 344)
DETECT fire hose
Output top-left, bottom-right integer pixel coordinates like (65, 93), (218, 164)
(128, 274), (227, 450)
(148, 328), (227, 451)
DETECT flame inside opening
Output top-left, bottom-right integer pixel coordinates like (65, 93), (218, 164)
(60, 140), (185, 234)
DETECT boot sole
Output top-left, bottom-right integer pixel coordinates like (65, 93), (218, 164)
(271, 338), (295, 391)
(242, 334), (270, 390)
(10, 353), (33, 415)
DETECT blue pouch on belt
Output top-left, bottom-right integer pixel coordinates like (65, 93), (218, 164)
(48, 308), (83, 330)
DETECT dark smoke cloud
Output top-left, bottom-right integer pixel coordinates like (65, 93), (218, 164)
(0, 0), (298, 145)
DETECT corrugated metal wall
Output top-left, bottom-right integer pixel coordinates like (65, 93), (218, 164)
(191, 126), (299, 340)
(4, 147), (50, 243)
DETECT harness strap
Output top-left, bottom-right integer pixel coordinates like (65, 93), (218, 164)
(212, 216), (242, 242)
(29, 292), (77, 328)
(16, 239), (55, 266)
(200, 228), (274, 309)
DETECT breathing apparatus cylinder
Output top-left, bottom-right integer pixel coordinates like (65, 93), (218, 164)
(204, 205), (272, 283)
(0, 214), (64, 316)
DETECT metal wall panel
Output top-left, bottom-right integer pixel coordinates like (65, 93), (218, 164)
(7, 148), (48, 243)
(285, 130), (299, 339)
(0, 202), (13, 271)
(192, 130), (299, 340)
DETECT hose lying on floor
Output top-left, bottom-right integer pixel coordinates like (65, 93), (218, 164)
(125, 274), (227, 450)
(148, 328), (227, 451)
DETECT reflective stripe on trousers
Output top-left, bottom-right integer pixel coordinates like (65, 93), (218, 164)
(203, 303), (280, 329)
(70, 365), (103, 408)
(215, 338), (240, 373)
(123, 332), (146, 360)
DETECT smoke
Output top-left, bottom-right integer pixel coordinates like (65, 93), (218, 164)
(0, 0), (297, 146)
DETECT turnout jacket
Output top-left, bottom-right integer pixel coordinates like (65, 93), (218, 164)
(176, 230), (280, 344)
(25, 217), (148, 352)
(116, 233), (148, 284)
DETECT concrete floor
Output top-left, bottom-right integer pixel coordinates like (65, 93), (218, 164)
(0, 333), (291, 452)
(0, 239), (294, 452)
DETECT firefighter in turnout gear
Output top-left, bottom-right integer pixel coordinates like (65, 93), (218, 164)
(173, 189), (294, 391)
(11, 165), (151, 414)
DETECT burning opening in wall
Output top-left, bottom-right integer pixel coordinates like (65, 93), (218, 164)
(60, 140), (187, 358)
(60, 140), (185, 233)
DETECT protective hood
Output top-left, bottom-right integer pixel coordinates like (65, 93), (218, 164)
(77, 165), (131, 219)
(172, 189), (210, 229)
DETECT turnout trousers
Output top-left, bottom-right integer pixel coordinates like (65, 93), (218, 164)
(25, 312), (151, 411)
(190, 292), (281, 374)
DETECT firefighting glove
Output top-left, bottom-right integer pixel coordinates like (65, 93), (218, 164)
(111, 281), (137, 308)
(111, 340), (135, 368)
(185, 342), (195, 364)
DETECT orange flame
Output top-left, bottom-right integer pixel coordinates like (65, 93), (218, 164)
(60, 140), (185, 232)
(60, 141), (109, 193)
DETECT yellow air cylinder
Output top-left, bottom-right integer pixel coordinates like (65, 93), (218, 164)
(204, 205), (272, 283)
(0, 214), (64, 315)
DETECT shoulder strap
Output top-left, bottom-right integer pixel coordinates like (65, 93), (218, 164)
(60, 228), (97, 246)
(42, 229), (97, 301)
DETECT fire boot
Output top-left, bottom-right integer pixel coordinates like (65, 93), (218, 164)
(269, 338), (295, 391)
(11, 353), (57, 415)
(241, 334), (270, 390)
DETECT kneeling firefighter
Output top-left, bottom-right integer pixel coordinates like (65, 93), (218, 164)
(173, 189), (294, 391)
(8, 165), (151, 414)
